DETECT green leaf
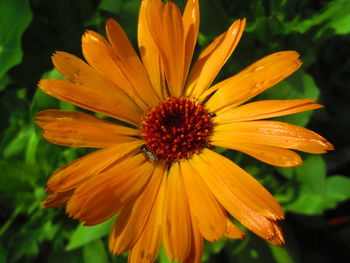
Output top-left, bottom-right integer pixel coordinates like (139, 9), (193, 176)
(324, 175), (350, 209)
(0, 74), (11, 91)
(261, 71), (320, 127)
(66, 216), (115, 251)
(290, 0), (350, 37)
(282, 155), (326, 214)
(277, 156), (350, 215)
(0, 160), (37, 194)
(83, 240), (109, 263)
(230, 232), (296, 263)
(2, 125), (33, 159)
(0, 241), (7, 263)
(99, 0), (123, 14)
(269, 245), (295, 263)
(0, 0), (33, 78)
(295, 155), (326, 195)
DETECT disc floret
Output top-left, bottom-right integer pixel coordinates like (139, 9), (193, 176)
(141, 97), (214, 162)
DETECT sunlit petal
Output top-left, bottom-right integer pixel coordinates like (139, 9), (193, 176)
(66, 154), (154, 226)
(214, 99), (323, 123)
(205, 51), (302, 111)
(109, 161), (166, 254)
(186, 19), (246, 98)
(38, 79), (141, 126)
(213, 120), (334, 154)
(138, 0), (166, 99)
(162, 162), (191, 261)
(181, 160), (226, 241)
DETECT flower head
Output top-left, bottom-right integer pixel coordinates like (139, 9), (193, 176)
(37, 0), (333, 262)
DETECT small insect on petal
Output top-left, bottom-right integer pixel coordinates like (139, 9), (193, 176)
(140, 144), (158, 162)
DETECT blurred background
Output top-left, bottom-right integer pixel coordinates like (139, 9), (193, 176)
(1, 0), (350, 262)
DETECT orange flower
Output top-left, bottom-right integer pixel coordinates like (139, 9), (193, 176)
(36, 0), (333, 262)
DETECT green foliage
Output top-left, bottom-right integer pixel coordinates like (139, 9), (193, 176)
(288, 0), (350, 37)
(83, 240), (109, 263)
(0, 0), (349, 263)
(276, 155), (350, 215)
(66, 217), (115, 251)
(0, 0), (32, 79)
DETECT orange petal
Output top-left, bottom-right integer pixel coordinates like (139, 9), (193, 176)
(212, 142), (303, 167)
(127, 168), (166, 263)
(109, 161), (166, 254)
(146, 0), (185, 96)
(40, 119), (136, 148)
(184, 212), (203, 263)
(205, 51), (302, 111)
(182, 0), (200, 85)
(193, 149), (284, 220)
(213, 120), (334, 154)
(162, 162), (191, 261)
(189, 151), (285, 245)
(106, 19), (160, 105)
(181, 160), (226, 241)
(214, 99), (323, 123)
(186, 19), (246, 98)
(51, 51), (142, 115)
(66, 154), (154, 226)
(36, 110), (139, 136)
(38, 79), (141, 126)
(46, 140), (143, 192)
(81, 30), (151, 110)
(36, 110), (139, 148)
(224, 218), (245, 240)
(138, 0), (166, 99)
(42, 190), (73, 208)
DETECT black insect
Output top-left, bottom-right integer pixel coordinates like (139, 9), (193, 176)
(208, 112), (216, 117)
(140, 144), (158, 162)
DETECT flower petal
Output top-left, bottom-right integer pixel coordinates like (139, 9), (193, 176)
(51, 51), (142, 115)
(109, 161), (166, 254)
(184, 213), (203, 263)
(181, 160), (226, 241)
(42, 190), (73, 208)
(224, 218), (245, 240)
(127, 169), (166, 263)
(36, 110), (139, 135)
(212, 142), (303, 167)
(81, 30), (152, 110)
(162, 162), (191, 261)
(182, 0), (200, 85)
(186, 19), (246, 98)
(46, 140), (143, 192)
(36, 110), (139, 148)
(189, 150), (284, 244)
(214, 99), (323, 123)
(138, 0), (166, 99)
(146, 0), (185, 96)
(40, 120), (136, 148)
(205, 51), (302, 112)
(38, 79), (141, 126)
(105, 19), (160, 105)
(66, 154), (154, 226)
(213, 120), (334, 154)
(191, 149), (284, 220)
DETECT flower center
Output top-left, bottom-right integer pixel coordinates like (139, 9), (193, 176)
(141, 97), (214, 162)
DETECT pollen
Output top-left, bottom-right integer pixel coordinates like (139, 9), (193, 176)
(141, 97), (214, 162)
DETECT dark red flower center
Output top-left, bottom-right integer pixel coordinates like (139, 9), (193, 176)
(141, 97), (214, 162)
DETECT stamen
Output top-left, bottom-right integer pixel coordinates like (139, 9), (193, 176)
(141, 97), (214, 162)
